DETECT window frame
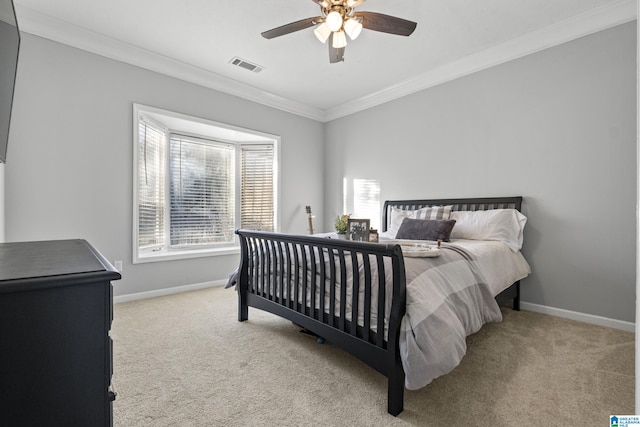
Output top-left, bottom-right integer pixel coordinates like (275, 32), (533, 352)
(132, 104), (280, 264)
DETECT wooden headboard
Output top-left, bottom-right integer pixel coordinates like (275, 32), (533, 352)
(382, 196), (523, 232)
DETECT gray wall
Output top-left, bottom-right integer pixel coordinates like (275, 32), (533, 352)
(325, 22), (637, 322)
(5, 33), (324, 297)
(5, 23), (637, 322)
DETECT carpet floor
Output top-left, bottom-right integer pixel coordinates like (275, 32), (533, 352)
(111, 286), (634, 426)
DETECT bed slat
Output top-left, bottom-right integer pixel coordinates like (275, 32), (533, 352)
(329, 249), (337, 328)
(318, 247), (326, 321)
(363, 254), (372, 341)
(338, 250), (347, 332)
(350, 251), (359, 337)
(376, 254), (386, 348)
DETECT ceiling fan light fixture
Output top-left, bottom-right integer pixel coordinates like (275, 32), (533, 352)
(326, 11), (343, 32)
(314, 22), (331, 43)
(261, 0), (418, 63)
(344, 18), (362, 40)
(332, 30), (347, 48)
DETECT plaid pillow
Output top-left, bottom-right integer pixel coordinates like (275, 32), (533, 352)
(386, 205), (453, 238)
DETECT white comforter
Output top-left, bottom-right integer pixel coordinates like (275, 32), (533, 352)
(383, 238), (531, 390)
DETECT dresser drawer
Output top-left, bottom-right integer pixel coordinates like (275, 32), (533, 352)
(107, 336), (113, 381)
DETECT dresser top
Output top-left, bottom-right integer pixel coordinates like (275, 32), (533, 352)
(0, 239), (121, 291)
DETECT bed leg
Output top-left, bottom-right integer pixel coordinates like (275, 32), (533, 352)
(238, 289), (248, 321)
(513, 281), (520, 311)
(387, 362), (405, 416)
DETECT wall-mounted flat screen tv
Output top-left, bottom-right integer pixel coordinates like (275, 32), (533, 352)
(0, 0), (20, 163)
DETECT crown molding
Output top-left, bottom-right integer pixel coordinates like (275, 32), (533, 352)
(324, 0), (637, 121)
(15, 1), (637, 123)
(14, 5), (326, 122)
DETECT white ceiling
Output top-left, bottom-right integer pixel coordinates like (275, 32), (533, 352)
(12, 0), (637, 121)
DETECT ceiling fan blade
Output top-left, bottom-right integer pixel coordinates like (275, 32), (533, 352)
(328, 33), (345, 63)
(356, 11), (417, 36)
(262, 16), (322, 39)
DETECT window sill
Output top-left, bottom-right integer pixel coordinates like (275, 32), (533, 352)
(133, 245), (240, 264)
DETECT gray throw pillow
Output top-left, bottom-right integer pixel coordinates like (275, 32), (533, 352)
(395, 218), (457, 242)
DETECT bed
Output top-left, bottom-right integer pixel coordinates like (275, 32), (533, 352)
(231, 196), (531, 416)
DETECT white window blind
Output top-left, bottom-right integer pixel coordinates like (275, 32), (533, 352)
(353, 179), (380, 230)
(134, 104), (279, 262)
(241, 145), (274, 231)
(169, 135), (235, 246)
(138, 120), (166, 249)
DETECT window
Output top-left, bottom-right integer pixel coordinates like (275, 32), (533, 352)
(133, 104), (279, 263)
(353, 178), (380, 230)
(137, 121), (165, 249)
(241, 146), (275, 230)
(169, 135), (235, 246)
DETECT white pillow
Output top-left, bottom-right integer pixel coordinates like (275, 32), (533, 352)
(450, 209), (527, 251)
(382, 205), (453, 238)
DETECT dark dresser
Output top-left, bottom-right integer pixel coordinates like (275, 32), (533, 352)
(0, 239), (121, 426)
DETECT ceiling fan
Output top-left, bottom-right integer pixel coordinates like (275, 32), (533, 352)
(261, 0), (417, 63)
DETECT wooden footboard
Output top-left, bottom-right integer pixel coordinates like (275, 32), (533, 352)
(235, 230), (407, 416)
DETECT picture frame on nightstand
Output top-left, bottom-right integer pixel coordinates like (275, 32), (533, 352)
(347, 218), (370, 241)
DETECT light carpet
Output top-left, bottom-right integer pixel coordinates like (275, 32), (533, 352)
(111, 286), (634, 426)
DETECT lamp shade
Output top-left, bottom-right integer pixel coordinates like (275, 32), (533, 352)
(314, 22), (331, 43)
(344, 18), (362, 40)
(326, 11), (343, 32)
(332, 30), (347, 48)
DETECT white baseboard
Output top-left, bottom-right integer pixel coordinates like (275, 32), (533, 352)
(113, 280), (226, 304)
(520, 301), (635, 332)
(114, 284), (635, 333)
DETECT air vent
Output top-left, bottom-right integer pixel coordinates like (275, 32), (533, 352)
(229, 57), (264, 73)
